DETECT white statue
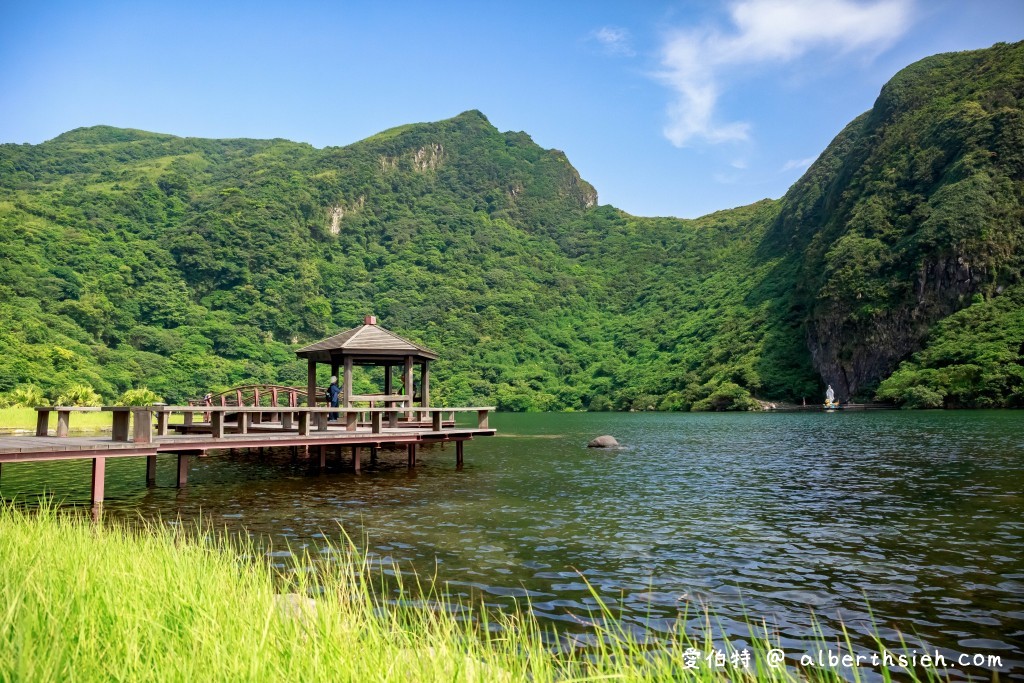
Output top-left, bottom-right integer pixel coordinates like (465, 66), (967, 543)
(825, 385), (835, 402)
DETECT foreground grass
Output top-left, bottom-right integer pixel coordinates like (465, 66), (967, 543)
(0, 505), (941, 682)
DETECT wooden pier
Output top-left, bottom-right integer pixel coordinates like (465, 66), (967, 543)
(1, 316), (499, 505)
(0, 405), (495, 504)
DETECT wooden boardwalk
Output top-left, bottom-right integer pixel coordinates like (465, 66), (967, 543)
(0, 406), (495, 504)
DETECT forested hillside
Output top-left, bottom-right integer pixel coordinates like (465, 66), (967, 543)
(1, 42), (1022, 410)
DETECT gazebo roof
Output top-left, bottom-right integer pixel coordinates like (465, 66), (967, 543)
(294, 316), (439, 363)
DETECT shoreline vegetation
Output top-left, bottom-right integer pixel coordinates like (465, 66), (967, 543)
(0, 503), (943, 682)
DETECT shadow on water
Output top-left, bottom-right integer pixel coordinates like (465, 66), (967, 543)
(2, 411), (1022, 677)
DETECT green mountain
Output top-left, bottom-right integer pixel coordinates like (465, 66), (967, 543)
(1, 41), (1022, 410)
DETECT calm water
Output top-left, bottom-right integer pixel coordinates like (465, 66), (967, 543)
(3, 411), (1023, 676)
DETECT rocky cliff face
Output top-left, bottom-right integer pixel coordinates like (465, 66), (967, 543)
(768, 42), (1024, 399)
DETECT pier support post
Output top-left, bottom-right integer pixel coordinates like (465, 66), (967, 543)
(352, 446), (361, 473)
(407, 444), (416, 468)
(456, 441), (464, 469)
(176, 453), (189, 488)
(146, 455), (157, 485)
(370, 446), (378, 463)
(91, 457), (106, 503)
(319, 445), (326, 470)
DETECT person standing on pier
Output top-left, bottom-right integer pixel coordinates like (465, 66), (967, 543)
(326, 376), (341, 422)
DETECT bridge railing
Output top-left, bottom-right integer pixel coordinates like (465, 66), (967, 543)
(188, 385), (308, 409)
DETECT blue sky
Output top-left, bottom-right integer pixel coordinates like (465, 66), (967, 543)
(1, 1), (1021, 218)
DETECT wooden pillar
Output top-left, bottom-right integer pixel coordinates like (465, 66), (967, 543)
(307, 359), (318, 408)
(383, 364), (393, 425)
(352, 446), (361, 473)
(35, 409), (49, 436)
(319, 445), (327, 470)
(345, 410), (357, 432)
(133, 410), (153, 444)
(342, 356), (353, 408)
(154, 410), (168, 435)
(456, 440), (464, 469)
(146, 455), (157, 485)
(56, 410), (71, 437)
(184, 410), (194, 426)
(91, 457), (106, 503)
(477, 409), (489, 429)
(404, 355), (414, 414)
(407, 444), (416, 468)
(112, 411), (130, 442)
(432, 411), (443, 431)
(211, 412), (225, 438)
(176, 453), (189, 487)
(282, 411), (294, 430)
(298, 412), (310, 436)
(370, 446), (378, 463)
(371, 411), (382, 434)
(421, 360), (430, 410)
(238, 412), (250, 435)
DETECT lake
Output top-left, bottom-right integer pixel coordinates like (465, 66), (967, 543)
(2, 411), (1022, 677)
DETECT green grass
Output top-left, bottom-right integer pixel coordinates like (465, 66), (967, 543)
(0, 407), (185, 432)
(0, 407), (112, 432)
(0, 503), (948, 682)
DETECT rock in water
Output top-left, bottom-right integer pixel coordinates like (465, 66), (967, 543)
(588, 435), (619, 448)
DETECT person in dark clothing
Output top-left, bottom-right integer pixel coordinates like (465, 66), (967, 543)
(326, 376), (341, 421)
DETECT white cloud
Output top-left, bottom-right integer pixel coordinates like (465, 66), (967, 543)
(781, 156), (816, 171)
(593, 26), (636, 57)
(658, 0), (914, 147)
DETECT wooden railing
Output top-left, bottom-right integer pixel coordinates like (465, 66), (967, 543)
(188, 384), (308, 409)
(33, 406), (102, 437)
(94, 406), (494, 443)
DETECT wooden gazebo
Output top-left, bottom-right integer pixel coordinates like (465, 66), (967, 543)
(294, 316), (438, 414)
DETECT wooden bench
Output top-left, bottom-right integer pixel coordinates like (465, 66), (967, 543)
(34, 406), (102, 437)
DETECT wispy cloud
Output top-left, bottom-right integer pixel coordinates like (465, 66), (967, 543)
(592, 26), (636, 57)
(658, 0), (914, 147)
(781, 156), (816, 171)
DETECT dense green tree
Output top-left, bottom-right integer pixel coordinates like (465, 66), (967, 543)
(1, 43), (1022, 410)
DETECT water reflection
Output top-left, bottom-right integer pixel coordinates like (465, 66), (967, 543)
(2, 411), (1022, 677)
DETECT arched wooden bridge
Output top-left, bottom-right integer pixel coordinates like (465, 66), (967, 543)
(189, 384), (308, 409)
